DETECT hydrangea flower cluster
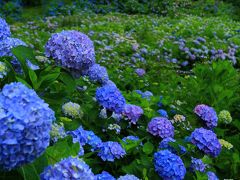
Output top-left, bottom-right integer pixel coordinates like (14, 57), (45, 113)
(40, 157), (95, 180)
(159, 137), (186, 154)
(122, 104), (143, 124)
(122, 136), (140, 143)
(218, 110), (232, 124)
(95, 171), (116, 180)
(154, 150), (186, 180)
(0, 37), (26, 57)
(117, 174), (139, 180)
(0, 82), (55, 170)
(45, 30), (95, 74)
(207, 171), (219, 180)
(85, 63), (109, 84)
(135, 90), (153, 100)
(219, 139), (233, 150)
(173, 114), (186, 123)
(62, 102), (83, 118)
(97, 141), (126, 161)
(157, 109), (168, 118)
(190, 128), (221, 157)
(190, 157), (206, 172)
(108, 124), (121, 134)
(135, 68), (145, 77)
(0, 18), (11, 40)
(147, 117), (174, 138)
(0, 61), (8, 79)
(50, 123), (66, 143)
(96, 84), (126, 113)
(194, 104), (218, 129)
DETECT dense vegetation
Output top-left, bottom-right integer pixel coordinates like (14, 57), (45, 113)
(0, 0), (240, 180)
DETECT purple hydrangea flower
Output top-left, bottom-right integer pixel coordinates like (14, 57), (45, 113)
(40, 157), (95, 180)
(154, 150), (186, 180)
(207, 171), (219, 180)
(45, 30), (95, 74)
(84, 63), (109, 84)
(122, 104), (143, 124)
(157, 109), (168, 118)
(0, 18), (11, 40)
(147, 117), (174, 138)
(190, 157), (206, 172)
(117, 174), (139, 180)
(95, 171), (116, 180)
(190, 128), (221, 157)
(135, 68), (145, 77)
(194, 104), (218, 129)
(0, 82), (55, 170)
(97, 141), (126, 162)
(96, 85), (126, 113)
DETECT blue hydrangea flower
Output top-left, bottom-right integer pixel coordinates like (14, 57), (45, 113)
(40, 157), (95, 180)
(190, 128), (221, 157)
(157, 109), (168, 118)
(97, 141), (126, 162)
(95, 171), (116, 180)
(154, 150), (186, 180)
(135, 68), (145, 77)
(45, 30), (95, 74)
(50, 123), (66, 143)
(85, 130), (102, 151)
(194, 104), (218, 129)
(0, 61), (8, 79)
(84, 63), (109, 84)
(147, 117), (174, 138)
(159, 138), (186, 154)
(122, 136), (139, 143)
(134, 90), (153, 100)
(122, 104), (143, 124)
(0, 18), (11, 40)
(117, 174), (140, 180)
(190, 157), (206, 172)
(207, 171), (219, 180)
(0, 82), (55, 170)
(96, 84), (126, 114)
(62, 102), (83, 118)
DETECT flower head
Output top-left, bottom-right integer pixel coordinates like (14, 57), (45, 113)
(95, 171), (116, 180)
(190, 157), (206, 172)
(40, 157), (95, 180)
(190, 128), (221, 157)
(84, 64), (109, 84)
(194, 104), (218, 129)
(117, 174), (139, 180)
(122, 104), (143, 124)
(62, 102), (83, 118)
(96, 84), (126, 113)
(219, 139), (233, 150)
(0, 18), (11, 40)
(45, 30), (95, 74)
(148, 117), (174, 138)
(157, 109), (168, 118)
(50, 123), (66, 143)
(207, 171), (219, 180)
(218, 110), (232, 124)
(97, 141), (126, 162)
(0, 82), (55, 170)
(135, 68), (145, 77)
(0, 61), (8, 79)
(154, 150), (186, 180)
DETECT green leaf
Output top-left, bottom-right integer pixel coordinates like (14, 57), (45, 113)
(29, 69), (38, 89)
(19, 164), (39, 180)
(143, 142), (154, 155)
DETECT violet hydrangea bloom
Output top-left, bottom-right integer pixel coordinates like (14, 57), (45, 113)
(135, 68), (145, 77)
(122, 104), (143, 124)
(190, 128), (221, 157)
(194, 104), (218, 129)
(117, 174), (140, 180)
(190, 157), (206, 172)
(97, 141), (126, 162)
(207, 171), (219, 180)
(96, 84), (126, 113)
(0, 18), (11, 40)
(0, 82), (55, 170)
(45, 30), (95, 73)
(40, 157), (95, 180)
(154, 150), (186, 180)
(0, 37), (26, 57)
(84, 63), (109, 84)
(95, 171), (116, 180)
(147, 117), (174, 138)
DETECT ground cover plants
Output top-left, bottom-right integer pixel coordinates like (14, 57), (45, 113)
(0, 0), (240, 179)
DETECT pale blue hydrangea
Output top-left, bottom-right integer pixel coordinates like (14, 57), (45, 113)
(117, 174), (140, 180)
(84, 63), (109, 84)
(40, 157), (95, 180)
(207, 171), (219, 180)
(0, 82), (55, 170)
(96, 84), (126, 113)
(97, 141), (126, 162)
(122, 104), (143, 124)
(62, 102), (83, 118)
(45, 30), (95, 74)
(0, 18), (11, 40)
(154, 150), (186, 180)
(157, 109), (168, 118)
(50, 123), (66, 143)
(95, 171), (116, 180)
